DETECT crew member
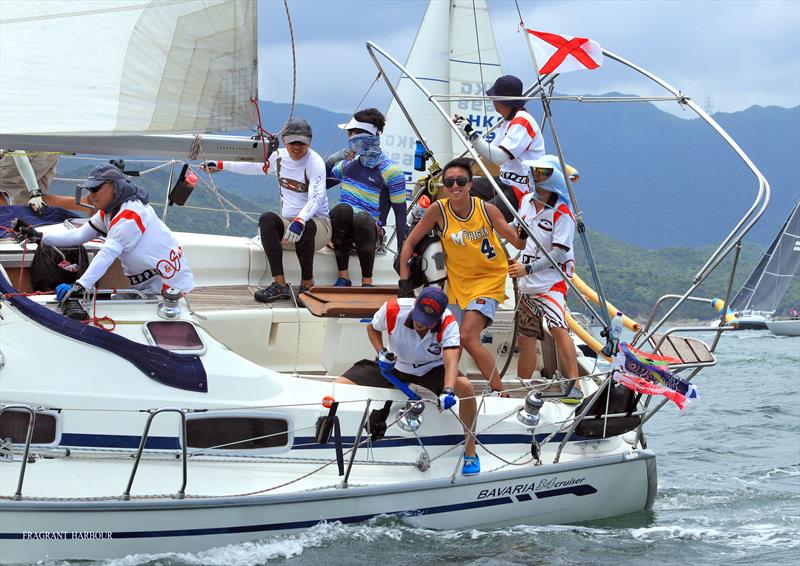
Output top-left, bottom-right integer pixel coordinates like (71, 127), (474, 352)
(453, 75), (545, 222)
(508, 157), (582, 400)
(203, 118), (331, 302)
(22, 164), (194, 302)
(398, 158), (526, 395)
(328, 108), (406, 286)
(0, 151), (85, 212)
(336, 286), (481, 475)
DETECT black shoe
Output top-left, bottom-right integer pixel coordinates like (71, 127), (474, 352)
(254, 282), (291, 303)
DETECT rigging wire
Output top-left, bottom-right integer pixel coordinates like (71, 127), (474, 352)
(283, 0), (297, 122)
(471, 0), (489, 124)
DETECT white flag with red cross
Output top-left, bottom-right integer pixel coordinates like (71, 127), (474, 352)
(526, 29), (604, 75)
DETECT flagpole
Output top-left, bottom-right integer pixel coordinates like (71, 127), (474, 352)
(516, 6), (613, 330)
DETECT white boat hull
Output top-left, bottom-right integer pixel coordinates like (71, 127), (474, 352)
(766, 319), (800, 336)
(0, 450), (656, 563)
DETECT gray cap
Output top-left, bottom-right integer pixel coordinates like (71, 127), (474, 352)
(79, 164), (127, 189)
(282, 118), (312, 144)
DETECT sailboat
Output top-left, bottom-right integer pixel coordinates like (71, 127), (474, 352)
(728, 200), (800, 334)
(0, 0), (773, 562)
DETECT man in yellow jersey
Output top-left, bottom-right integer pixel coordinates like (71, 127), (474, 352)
(398, 158), (526, 394)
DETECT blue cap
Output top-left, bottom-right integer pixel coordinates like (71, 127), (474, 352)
(412, 287), (449, 328)
(79, 164), (126, 189)
(486, 75), (523, 99)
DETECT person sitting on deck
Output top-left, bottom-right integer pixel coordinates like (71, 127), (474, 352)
(327, 108), (406, 287)
(453, 74), (545, 223)
(398, 158), (526, 396)
(335, 286), (480, 475)
(507, 157), (582, 400)
(202, 118), (331, 302)
(17, 164), (194, 303)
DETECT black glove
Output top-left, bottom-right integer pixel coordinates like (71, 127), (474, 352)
(12, 218), (42, 244)
(516, 223), (528, 240)
(398, 279), (415, 298)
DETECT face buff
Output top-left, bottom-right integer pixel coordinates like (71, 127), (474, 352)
(348, 133), (383, 168)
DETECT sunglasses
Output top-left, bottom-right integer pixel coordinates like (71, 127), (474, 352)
(87, 182), (108, 193)
(532, 167), (554, 177)
(442, 176), (470, 188)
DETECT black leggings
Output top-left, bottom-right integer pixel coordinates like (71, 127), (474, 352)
(470, 176), (520, 223)
(330, 203), (377, 278)
(259, 211), (318, 281)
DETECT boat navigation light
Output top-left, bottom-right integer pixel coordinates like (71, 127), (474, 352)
(517, 391), (544, 428)
(157, 287), (182, 319)
(398, 401), (425, 432)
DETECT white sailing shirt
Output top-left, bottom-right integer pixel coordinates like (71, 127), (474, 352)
(220, 148), (329, 221)
(493, 109), (545, 201)
(43, 200), (194, 294)
(371, 298), (459, 376)
(516, 194), (575, 295)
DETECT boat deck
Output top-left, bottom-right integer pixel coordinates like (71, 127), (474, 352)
(188, 285), (302, 311)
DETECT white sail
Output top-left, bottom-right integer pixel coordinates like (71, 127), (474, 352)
(382, 0), (503, 183)
(0, 0), (257, 136)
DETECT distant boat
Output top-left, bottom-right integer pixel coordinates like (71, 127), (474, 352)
(729, 200), (800, 331)
(766, 316), (800, 336)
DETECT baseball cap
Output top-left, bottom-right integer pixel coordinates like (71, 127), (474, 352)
(79, 164), (127, 189)
(282, 118), (313, 144)
(411, 287), (449, 329)
(486, 75), (523, 99)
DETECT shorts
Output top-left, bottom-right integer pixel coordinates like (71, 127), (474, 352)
(448, 297), (499, 327)
(342, 359), (445, 394)
(518, 291), (567, 339)
(279, 215), (332, 251)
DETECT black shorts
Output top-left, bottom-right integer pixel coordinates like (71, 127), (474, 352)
(342, 359), (445, 394)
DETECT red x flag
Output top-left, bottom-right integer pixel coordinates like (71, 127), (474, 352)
(526, 29), (603, 75)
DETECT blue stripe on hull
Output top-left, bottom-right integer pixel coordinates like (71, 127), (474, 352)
(0, 486), (596, 540)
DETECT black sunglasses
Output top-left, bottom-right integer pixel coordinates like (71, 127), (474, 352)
(86, 182), (107, 193)
(442, 176), (470, 188)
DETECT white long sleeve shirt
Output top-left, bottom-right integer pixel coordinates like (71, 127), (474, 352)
(42, 200), (194, 294)
(220, 147), (329, 222)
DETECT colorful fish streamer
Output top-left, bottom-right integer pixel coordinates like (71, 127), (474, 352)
(611, 342), (698, 409)
(614, 373), (691, 411)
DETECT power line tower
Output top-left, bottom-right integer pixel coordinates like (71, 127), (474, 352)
(704, 95), (715, 115)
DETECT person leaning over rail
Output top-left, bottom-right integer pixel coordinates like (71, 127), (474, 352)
(453, 74), (545, 223)
(326, 108), (407, 287)
(508, 158), (582, 401)
(202, 118), (331, 302)
(335, 286), (481, 475)
(398, 158), (526, 396)
(13, 164), (194, 303)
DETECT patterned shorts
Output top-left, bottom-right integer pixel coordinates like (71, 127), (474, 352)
(518, 291), (567, 339)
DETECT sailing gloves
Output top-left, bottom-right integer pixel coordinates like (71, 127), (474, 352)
(284, 217), (305, 243)
(55, 282), (85, 304)
(439, 387), (457, 411)
(28, 194), (46, 213)
(377, 348), (396, 373)
(397, 279), (415, 298)
(11, 218), (43, 244)
(453, 115), (477, 141)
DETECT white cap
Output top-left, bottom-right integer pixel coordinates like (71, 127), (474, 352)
(337, 117), (379, 135)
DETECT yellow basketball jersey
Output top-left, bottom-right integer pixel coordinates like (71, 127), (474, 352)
(437, 196), (508, 308)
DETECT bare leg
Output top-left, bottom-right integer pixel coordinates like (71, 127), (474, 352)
(550, 327), (581, 390)
(454, 375), (477, 456)
(459, 310), (504, 392)
(516, 334), (539, 380)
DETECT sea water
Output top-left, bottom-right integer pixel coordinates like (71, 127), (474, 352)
(62, 331), (800, 566)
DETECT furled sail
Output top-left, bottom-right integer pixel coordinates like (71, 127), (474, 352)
(382, 0), (503, 182)
(0, 0), (257, 136)
(730, 200), (800, 315)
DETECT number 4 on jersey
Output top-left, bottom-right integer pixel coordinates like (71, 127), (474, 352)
(480, 238), (496, 259)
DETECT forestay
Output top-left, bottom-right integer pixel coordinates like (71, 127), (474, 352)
(0, 0), (257, 135)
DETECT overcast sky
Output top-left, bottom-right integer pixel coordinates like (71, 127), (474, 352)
(259, 0), (799, 117)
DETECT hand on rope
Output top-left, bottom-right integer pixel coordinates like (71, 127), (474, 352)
(438, 387), (458, 411)
(453, 115), (477, 141)
(11, 218), (42, 244)
(284, 217), (305, 243)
